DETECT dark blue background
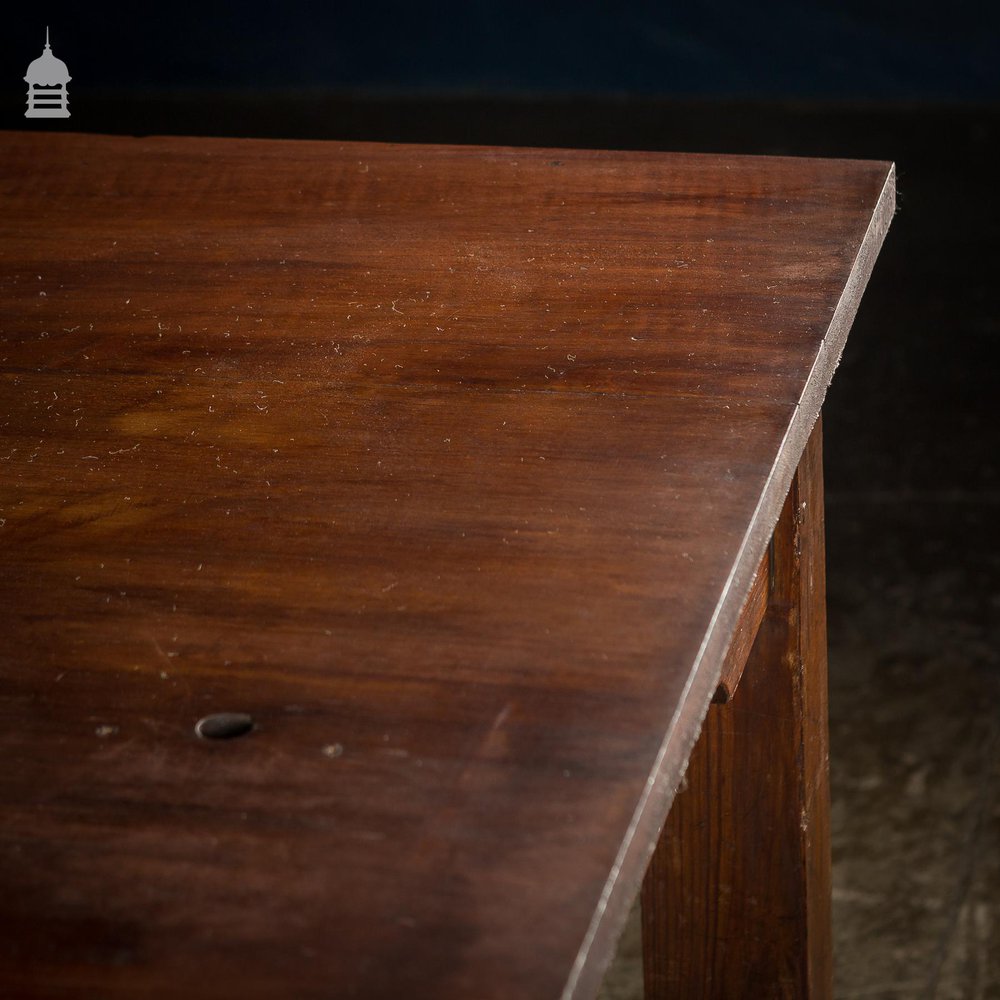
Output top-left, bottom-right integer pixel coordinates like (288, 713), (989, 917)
(7, 1), (1000, 100)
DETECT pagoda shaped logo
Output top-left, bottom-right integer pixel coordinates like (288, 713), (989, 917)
(25, 27), (71, 119)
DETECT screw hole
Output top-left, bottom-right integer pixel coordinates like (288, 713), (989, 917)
(195, 712), (254, 740)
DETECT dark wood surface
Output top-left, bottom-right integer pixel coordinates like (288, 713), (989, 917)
(712, 545), (769, 704)
(0, 132), (892, 999)
(642, 420), (832, 998)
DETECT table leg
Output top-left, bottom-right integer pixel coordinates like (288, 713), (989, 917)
(641, 419), (832, 999)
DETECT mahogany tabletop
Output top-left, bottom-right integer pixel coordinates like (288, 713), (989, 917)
(0, 131), (893, 999)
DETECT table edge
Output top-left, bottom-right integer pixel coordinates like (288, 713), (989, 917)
(562, 161), (897, 1000)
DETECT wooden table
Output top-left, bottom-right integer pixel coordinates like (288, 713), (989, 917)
(0, 132), (893, 999)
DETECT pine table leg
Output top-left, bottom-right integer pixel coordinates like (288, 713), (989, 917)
(641, 418), (832, 999)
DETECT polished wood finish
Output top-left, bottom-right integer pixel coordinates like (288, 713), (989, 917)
(642, 420), (831, 999)
(0, 132), (892, 999)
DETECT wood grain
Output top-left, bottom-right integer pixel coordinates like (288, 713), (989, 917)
(0, 133), (892, 999)
(712, 545), (769, 704)
(641, 419), (831, 998)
